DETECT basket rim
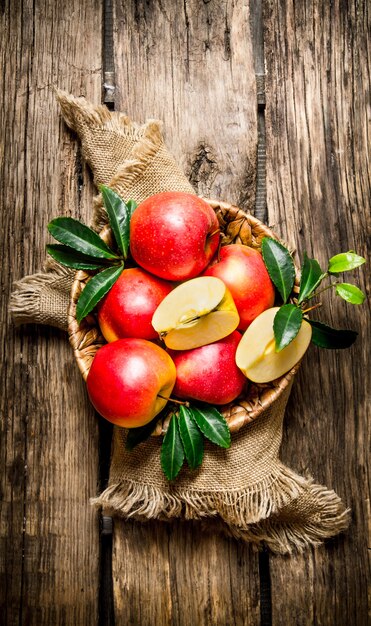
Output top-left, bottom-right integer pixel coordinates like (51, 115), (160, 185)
(68, 198), (300, 435)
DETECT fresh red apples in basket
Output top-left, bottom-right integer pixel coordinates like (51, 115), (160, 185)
(47, 189), (365, 479)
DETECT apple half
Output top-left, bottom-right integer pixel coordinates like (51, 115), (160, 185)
(152, 276), (240, 350)
(235, 307), (312, 383)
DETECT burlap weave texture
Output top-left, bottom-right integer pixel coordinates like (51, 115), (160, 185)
(9, 92), (350, 554)
(93, 384), (302, 525)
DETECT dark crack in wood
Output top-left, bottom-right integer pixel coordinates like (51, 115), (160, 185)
(103, 0), (115, 106)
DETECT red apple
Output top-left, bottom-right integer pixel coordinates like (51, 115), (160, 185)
(97, 267), (173, 342)
(130, 191), (220, 281)
(86, 339), (176, 428)
(169, 331), (246, 405)
(203, 244), (275, 330)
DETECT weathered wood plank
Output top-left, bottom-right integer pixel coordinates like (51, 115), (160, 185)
(264, 1), (370, 624)
(111, 1), (261, 624)
(113, 0), (257, 212)
(113, 520), (260, 626)
(0, 1), (102, 623)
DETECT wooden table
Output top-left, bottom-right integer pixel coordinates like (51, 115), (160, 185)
(1, 1), (369, 624)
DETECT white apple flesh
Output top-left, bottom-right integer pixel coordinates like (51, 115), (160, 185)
(235, 307), (312, 383)
(151, 276), (240, 350)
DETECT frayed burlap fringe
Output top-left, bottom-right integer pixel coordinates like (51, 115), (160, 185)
(56, 88), (149, 139)
(91, 466), (350, 555)
(9, 263), (73, 331)
(216, 482), (351, 554)
(55, 89), (194, 231)
(91, 462), (307, 523)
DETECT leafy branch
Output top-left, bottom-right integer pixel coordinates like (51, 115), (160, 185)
(262, 237), (366, 351)
(46, 186), (137, 323)
(127, 402), (231, 481)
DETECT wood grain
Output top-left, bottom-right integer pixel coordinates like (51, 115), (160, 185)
(264, 1), (370, 624)
(2, 0), (369, 623)
(111, 1), (261, 623)
(0, 1), (102, 623)
(113, 520), (260, 626)
(113, 0), (257, 212)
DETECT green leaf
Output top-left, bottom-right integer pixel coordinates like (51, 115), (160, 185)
(273, 304), (303, 352)
(160, 414), (185, 480)
(126, 416), (160, 451)
(100, 185), (131, 258)
(126, 199), (138, 217)
(335, 283), (366, 305)
(261, 237), (295, 304)
(46, 244), (109, 270)
(328, 252), (365, 274)
(191, 406), (231, 449)
(178, 406), (204, 469)
(298, 253), (326, 303)
(76, 265), (124, 323)
(48, 217), (119, 259)
(308, 319), (358, 349)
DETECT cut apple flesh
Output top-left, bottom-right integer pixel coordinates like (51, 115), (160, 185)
(162, 309), (240, 350)
(235, 307), (312, 383)
(152, 276), (240, 350)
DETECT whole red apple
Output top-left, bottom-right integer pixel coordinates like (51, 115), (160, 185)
(203, 244), (275, 330)
(86, 338), (176, 428)
(130, 191), (220, 281)
(97, 267), (173, 342)
(169, 331), (246, 405)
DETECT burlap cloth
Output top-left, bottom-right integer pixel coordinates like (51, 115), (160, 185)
(9, 92), (350, 554)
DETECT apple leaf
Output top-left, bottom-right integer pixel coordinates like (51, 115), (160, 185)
(46, 244), (109, 270)
(126, 199), (138, 217)
(328, 251), (365, 274)
(76, 265), (124, 323)
(178, 405), (204, 469)
(335, 283), (366, 305)
(261, 237), (295, 304)
(48, 217), (119, 259)
(273, 304), (303, 352)
(298, 253), (326, 303)
(307, 319), (358, 349)
(125, 416), (160, 451)
(100, 185), (132, 258)
(160, 414), (185, 480)
(191, 406), (231, 449)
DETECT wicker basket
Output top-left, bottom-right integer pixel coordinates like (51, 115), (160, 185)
(68, 199), (300, 435)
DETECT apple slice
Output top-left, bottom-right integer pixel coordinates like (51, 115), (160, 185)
(152, 276), (240, 350)
(235, 307), (312, 383)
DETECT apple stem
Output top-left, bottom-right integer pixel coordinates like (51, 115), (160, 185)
(304, 277), (338, 302)
(302, 302), (323, 314)
(158, 394), (190, 407)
